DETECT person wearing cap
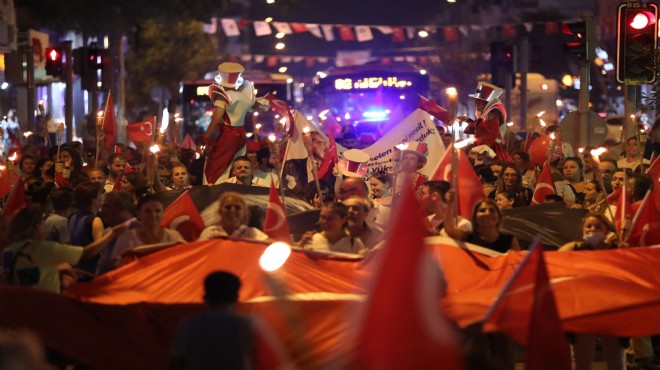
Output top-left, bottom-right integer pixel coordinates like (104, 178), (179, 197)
(202, 62), (268, 185)
(397, 141), (429, 197)
(465, 82), (512, 161)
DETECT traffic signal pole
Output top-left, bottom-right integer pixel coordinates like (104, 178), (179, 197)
(64, 41), (73, 143)
(578, 13), (593, 149)
(25, 47), (36, 133)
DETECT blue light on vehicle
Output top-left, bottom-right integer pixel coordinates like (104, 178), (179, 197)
(362, 110), (389, 121)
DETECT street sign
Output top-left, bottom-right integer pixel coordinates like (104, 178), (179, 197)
(559, 111), (608, 149)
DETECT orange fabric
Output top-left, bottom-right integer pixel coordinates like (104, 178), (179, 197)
(2, 239), (660, 369)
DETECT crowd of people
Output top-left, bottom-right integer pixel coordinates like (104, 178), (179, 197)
(1, 68), (659, 369)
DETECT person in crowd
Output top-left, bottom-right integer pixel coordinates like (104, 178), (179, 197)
(477, 166), (498, 197)
(20, 144), (41, 163)
(487, 161), (503, 179)
(337, 176), (369, 201)
(96, 190), (137, 275)
(19, 155), (37, 179)
(223, 156), (268, 187)
(445, 195), (520, 253)
(628, 173), (654, 213)
(36, 158), (54, 182)
(495, 190), (516, 211)
(582, 147), (597, 181)
(68, 181), (106, 278)
(442, 133), (454, 149)
(298, 201), (366, 255)
(120, 171), (149, 199)
(559, 213), (626, 370)
(556, 157), (586, 206)
(368, 171), (392, 202)
(599, 159), (617, 194)
(104, 153), (127, 193)
(419, 180), (472, 236)
(253, 147), (279, 187)
(488, 163), (533, 206)
(170, 163), (192, 190)
(618, 136), (650, 171)
(610, 168), (631, 194)
(199, 192), (269, 241)
(397, 142), (429, 196)
(245, 141), (260, 170)
(0, 329), (52, 370)
(342, 132), (359, 149)
(44, 187), (74, 244)
(645, 120), (660, 159)
(112, 194), (185, 267)
(2, 205), (126, 293)
(87, 168), (107, 184)
(511, 150), (536, 188)
(577, 180), (608, 214)
(170, 271), (255, 370)
(342, 196), (384, 250)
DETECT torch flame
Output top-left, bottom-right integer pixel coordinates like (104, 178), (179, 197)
(395, 143), (409, 151)
(302, 127), (311, 134)
(549, 133), (556, 140)
(149, 144), (160, 154)
(536, 111), (545, 118)
(268, 134), (277, 142)
(160, 108), (169, 134)
(539, 119), (547, 127)
(590, 147), (607, 157)
(578, 147), (584, 154)
(23, 131), (33, 138)
(8, 152), (17, 161)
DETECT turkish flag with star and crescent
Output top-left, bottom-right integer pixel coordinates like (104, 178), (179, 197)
(160, 191), (205, 242)
(264, 182), (292, 244)
(126, 117), (156, 142)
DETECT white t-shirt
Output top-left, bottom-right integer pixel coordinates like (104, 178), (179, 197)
(307, 233), (366, 255)
(198, 224), (269, 241)
(427, 214), (472, 237)
(112, 228), (184, 260)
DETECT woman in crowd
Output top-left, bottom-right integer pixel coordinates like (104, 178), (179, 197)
(368, 171), (392, 203)
(577, 180), (608, 214)
(19, 155), (37, 179)
(488, 163), (533, 206)
(556, 157), (586, 206)
(36, 158), (54, 183)
(199, 192), (269, 241)
(298, 201), (366, 255)
(477, 166), (498, 197)
(111, 194), (185, 267)
(618, 136), (650, 171)
(120, 171), (150, 202)
(170, 164), (191, 190)
(559, 213), (626, 370)
(445, 195), (520, 253)
(68, 181), (106, 277)
(511, 150), (536, 188)
(2, 205), (126, 293)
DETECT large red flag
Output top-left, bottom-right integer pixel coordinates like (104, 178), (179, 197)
(103, 94), (117, 150)
(627, 189), (660, 247)
(418, 96), (449, 123)
(531, 162), (556, 205)
(263, 183), (292, 244)
(160, 191), (205, 242)
(645, 157), (660, 209)
(0, 158), (14, 199)
(353, 187), (464, 370)
(126, 117), (155, 142)
(3, 177), (26, 218)
(431, 144), (483, 219)
(484, 241), (571, 370)
(317, 128), (338, 180)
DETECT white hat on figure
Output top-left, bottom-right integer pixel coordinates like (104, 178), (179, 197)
(215, 62), (245, 89)
(468, 82), (503, 103)
(338, 149), (371, 178)
(402, 141), (428, 166)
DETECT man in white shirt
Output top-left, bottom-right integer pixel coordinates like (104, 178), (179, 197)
(252, 147), (279, 187)
(222, 156), (268, 187)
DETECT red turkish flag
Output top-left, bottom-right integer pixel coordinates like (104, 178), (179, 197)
(431, 145), (484, 219)
(289, 23), (308, 33)
(160, 191), (206, 242)
(266, 56), (278, 67)
(263, 183), (292, 244)
(317, 128), (338, 180)
(354, 186), (464, 370)
(338, 26), (355, 41)
(391, 27), (405, 42)
(3, 177), (26, 218)
(646, 157), (660, 209)
(102, 94), (117, 151)
(627, 188), (660, 247)
(502, 24), (517, 39)
(180, 134), (197, 151)
(444, 26), (459, 42)
(484, 241), (572, 370)
(55, 171), (70, 188)
(126, 118), (155, 142)
(531, 162), (556, 205)
(0, 157), (15, 199)
(418, 96), (449, 122)
(614, 184), (634, 234)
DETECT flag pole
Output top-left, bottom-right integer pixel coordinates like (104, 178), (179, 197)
(95, 111), (104, 169)
(451, 144), (459, 216)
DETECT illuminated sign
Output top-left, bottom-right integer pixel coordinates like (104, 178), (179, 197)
(196, 85), (209, 96)
(334, 76), (413, 91)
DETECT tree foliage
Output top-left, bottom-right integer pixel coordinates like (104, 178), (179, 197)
(126, 19), (219, 114)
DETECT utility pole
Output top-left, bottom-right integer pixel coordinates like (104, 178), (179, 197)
(64, 41), (73, 142)
(25, 46), (35, 133)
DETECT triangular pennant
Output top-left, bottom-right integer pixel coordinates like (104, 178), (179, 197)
(202, 17), (217, 34)
(290, 23), (308, 33)
(306, 24), (323, 38)
(220, 18), (240, 37)
(253, 21), (272, 36)
(444, 27), (459, 42)
(272, 22), (293, 35)
(374, 26), (392, 34)
(523, 22), (534, 33)
(338, 26), (356, 41)
(321, 25), (335, 41)
(391, 27), (405, 42)
(355, 26), (374, 42)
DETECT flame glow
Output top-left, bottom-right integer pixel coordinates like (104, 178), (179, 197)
(303, 127), (311, 134)
(268, 134), (277, 142)
(149, 144), (160, 154)
(23, 131), (33, 138)
(550, 133), (556, 140)
(160, 108), (169, 134)
(590, 147), (607, 157)
(454, 137), (475, 149)
(537, 111), (545, 117)
(259, 242), (292, 272)
(8, 152), (17, 161)
(395, 143), (409, 150)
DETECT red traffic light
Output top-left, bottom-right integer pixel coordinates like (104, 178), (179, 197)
(629, 11), (657, 30)
(47, 48), (60, 61)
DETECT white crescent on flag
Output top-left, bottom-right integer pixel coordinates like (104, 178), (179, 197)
(142, 121), (153, 136)
(170, 215), (191, 230)
(265, 203), (286, 232)
(533, 183), (555, 203)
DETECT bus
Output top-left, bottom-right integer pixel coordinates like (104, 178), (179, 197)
(179, 70), (299, 137)
(308, 63), (430, 141)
